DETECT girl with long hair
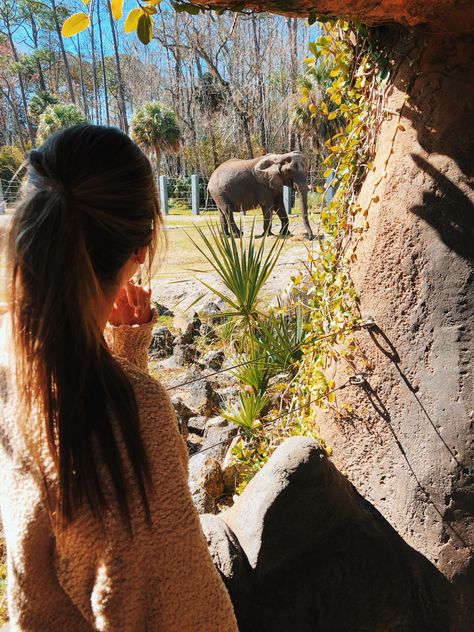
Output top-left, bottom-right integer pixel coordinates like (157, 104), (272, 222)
(0, 125), (238, 631)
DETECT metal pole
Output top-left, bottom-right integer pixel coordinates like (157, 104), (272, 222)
(0, 181), (5, 215)
(283, 185), (292, 215)
(191, 174), (200, 216)
(159, 175), (169, 216)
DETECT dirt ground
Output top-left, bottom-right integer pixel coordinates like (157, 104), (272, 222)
(151, 212), (318, 315)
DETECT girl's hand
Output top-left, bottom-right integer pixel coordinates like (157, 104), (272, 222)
(108, 280), (153, 326)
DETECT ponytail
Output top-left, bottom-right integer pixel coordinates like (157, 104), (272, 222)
(8, 126), (160, 530)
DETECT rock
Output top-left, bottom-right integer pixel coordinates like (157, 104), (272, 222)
(217, 436), (450, 632)
(170, 395), (192, 440)
(221, 437), (241, 493)
(164, 344), (200, 368)
(173, 312), (202, 342)
(189, 481), (217, 515)
(189, 452), (225, 514)
(187, 415), (207, 435)
(148, 326), (175, 360)
(198, 300), (225, 324)
(216, 386), (240, 409)
(199, 514), (252, 615)
(187, 432), (203, 456)
(199, 322), (218, 342)
(200, 350), (226, 371)
(172, 369), (221, 417)
(202, 418), (239, 462)
(153, 302), (174, 317)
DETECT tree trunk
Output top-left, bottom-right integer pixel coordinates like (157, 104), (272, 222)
(320, 29), (473, 628)
(51, 0), (76, 104)
(251, 15), (268, 153)
(30, 12), (47, 92)
(77, 35), (88, 119)
(97, 1), (110, 126)
(5, 21), (35, 146)
(107, 1), (128, 133)
(287, 17), (298, 151)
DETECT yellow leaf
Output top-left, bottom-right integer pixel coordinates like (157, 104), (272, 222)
(327, 111), (338, 120)
(301, 87), (310, 98)
(124, 8), (142, 32)
(320, 101), (328, 114)
(111, 0), (124, 21)
(82, 0), (89, 4)
(304, 57), (315, 64)
(367, 161), (374, 170)
(371, 195), (380, 203)
(308, 103), (317, 114)
(315, 186), (323, 193)
(323, 169), (332, 178)
(397, 123), (406, 131)
(145, 0), (162, 4)
(62, 12), (90, 37)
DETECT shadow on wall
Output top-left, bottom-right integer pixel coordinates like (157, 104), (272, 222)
(410, 154), (474, 262)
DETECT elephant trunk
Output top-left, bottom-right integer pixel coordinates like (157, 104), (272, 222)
(295, 178), (313, 240)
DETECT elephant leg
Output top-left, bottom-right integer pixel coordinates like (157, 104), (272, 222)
(219, 208), (231, 236)
(229, 212), (244, 238)
(275, 200), (291, 237)
(257, 206), (274, 238)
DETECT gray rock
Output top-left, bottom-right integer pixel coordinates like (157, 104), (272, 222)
(198, 300), (225, 324)
(148, 326), (175, 359)
(200, 350), (226, 371)
(187, 415), (207, 434)
(215, 437), (450, 632)
(216, 386), (240, 409)
(189, 480), (217, 515)
(168, 344), (200, 368)
(153, 302), (174, 317)
(199, 322), (218, 342)
(189, 453), (224, 499)
(202, 418), (239, 462)
(172, 369), (221, 417)
(199, 514), (252, 614)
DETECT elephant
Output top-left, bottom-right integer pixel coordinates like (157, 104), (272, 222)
(207, 151), (314, 239)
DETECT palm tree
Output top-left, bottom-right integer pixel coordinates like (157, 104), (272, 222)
(36, 103), (87, 144)
(130, 102), (181, 176)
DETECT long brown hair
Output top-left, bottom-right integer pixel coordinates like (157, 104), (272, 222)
(7, 125), (162, 530)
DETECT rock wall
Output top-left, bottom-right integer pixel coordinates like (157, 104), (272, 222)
(319, 29), (473, 626)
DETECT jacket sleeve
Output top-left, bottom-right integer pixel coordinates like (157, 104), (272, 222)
(103, 311), (156, 373)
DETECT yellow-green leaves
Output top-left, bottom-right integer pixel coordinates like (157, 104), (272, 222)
(82, 0), (89, 5)
(61, 12), (90, 38)
(111, 0), (124, 21)
(137, 13), (153, 45)
(124, 8), (142, 33)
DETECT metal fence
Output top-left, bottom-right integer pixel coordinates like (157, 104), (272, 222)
(0, 178), (22, 213)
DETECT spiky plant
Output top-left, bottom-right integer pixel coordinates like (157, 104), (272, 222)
(130, 102), (181, 176)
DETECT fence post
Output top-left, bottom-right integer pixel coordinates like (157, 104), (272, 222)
(159, 175), (169, 216)
(0, 181), (5, 215)
(283, 185), (292, 215)
(191, 174), (200, 216)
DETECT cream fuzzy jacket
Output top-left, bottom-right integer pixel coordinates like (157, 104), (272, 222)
(0, 314), (238, 631)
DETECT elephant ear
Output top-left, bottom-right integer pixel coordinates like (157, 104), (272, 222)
(254, 155), (284, 189)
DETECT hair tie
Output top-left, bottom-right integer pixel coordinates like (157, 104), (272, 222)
(28, 149), (69, 198)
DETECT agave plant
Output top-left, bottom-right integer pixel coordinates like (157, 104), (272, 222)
(189, 221), (285, 334)
(221, 391), (270, 436)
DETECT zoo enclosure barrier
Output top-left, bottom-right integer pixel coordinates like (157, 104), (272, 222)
(158, 168), (326, 216)
(0, 178), (22, 213)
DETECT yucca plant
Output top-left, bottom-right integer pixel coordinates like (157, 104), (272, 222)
(189, 221), (285, 334)
(254, 304), (310, 374)
(222, 391), (270, 436)
(230, 342), (274, 396)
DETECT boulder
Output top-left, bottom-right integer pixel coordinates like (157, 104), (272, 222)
(199, 514), (252, 615)
(207, 436), (452, 632)
(172, 369), (221, 417)
(199, 322), (218, 342)
(163, 343), (200, 368)
(198, 300), (226, 324)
